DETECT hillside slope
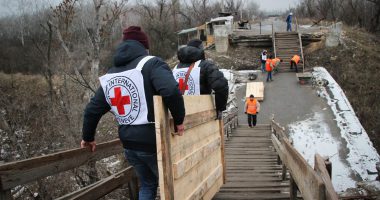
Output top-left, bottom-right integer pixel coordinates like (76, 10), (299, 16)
(306, 27), (380, 152)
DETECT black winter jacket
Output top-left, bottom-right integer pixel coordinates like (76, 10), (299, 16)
(177, 46), (228, 111)
(82, 40), (185, 152)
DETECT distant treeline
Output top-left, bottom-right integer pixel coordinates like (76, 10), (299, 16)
(295, 0), (380, 33)
(0, 0), (261, 75)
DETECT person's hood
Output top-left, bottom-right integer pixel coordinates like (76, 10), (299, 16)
(114, 40), (148, 67)
(177, 46), (205, 63)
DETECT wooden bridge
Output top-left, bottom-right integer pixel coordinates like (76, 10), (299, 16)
(0, 24), (337, 200)
(0, 95), (338, 200)
(214, 125), (290, 200)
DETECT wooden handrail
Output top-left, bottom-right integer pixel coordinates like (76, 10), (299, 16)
(56, 166), (137, 200)
(0, 97), (239, 199)
(298, 32), (305, 73)
(0, 139), (122, 190)
(270, 118), (338, 200)
(295, 13), (305, 72)
(273, 29), (277, 58)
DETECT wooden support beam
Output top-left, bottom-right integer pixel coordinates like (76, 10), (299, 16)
(289, 175), (298, 200)
(56, 166), (136, 200)
(0, 140), (122, 190)
(128, 174), (139, 200)
(0, 190), (11, 200)
(282, 164), (287, 181)
(218, 119), (226, 184)
(154, 96), (175, 200)
(314, 154), (339, 200)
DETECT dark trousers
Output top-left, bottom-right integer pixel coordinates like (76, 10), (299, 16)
(247, 114), (257, 127)
(287, 23), (292, 31)
(290, 61), (298, 73)
(266, 71), (273, 81)
(125, 149), (158, 200)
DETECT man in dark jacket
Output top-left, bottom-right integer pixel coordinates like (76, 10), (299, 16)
(81, 26), (185, 200)
(173, 39), (228, 119)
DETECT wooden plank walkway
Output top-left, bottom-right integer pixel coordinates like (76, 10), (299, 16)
(213, 125), (291, 200)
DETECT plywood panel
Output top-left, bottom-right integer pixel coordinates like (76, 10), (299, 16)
(155, 95), (224, 200)
(245, 82), (264, 101)
(174, 150), (222, 200)
(171, 121), (219, 162)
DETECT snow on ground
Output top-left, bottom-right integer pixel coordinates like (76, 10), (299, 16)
(289, 67), (379, 192)
(289, 111), (356, 191)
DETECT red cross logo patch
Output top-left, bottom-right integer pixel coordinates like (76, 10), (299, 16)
(105, 76), (141, 124)
(174, 72), (195, 95)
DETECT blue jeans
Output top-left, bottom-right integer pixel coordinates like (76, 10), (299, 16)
(261, 62), (266, 72)
(287, 23), (292, 31)
(125, 149), (158, 200)
(267, 71), (273, 81)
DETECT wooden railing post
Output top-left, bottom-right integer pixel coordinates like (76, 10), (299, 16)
(289, 175), (298, 200)
(0, 190), (11, 200)
(128, 171), (139, 200)
(282, 164), (287, 181)
(325, 159), (332, 179)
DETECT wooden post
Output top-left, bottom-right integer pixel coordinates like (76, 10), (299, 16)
(282, 164), (287, 181)
(277, 155), (281, 165)
(0, 190), (11, 200)
(219, 118), (226, 184)
(154, 96), (175, 200)
(128, 171), (139, 200)
(325, 159), (332, 180)
(289, 175), (298, 200)
(260, 22), (262, 35)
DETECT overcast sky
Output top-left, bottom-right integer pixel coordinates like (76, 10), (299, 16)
(253, 0), (301, 12)
(0, 0), (301, 17)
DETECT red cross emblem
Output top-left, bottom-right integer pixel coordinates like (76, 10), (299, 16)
(110, 87), (130, 115)
(178, 78), (189, 91)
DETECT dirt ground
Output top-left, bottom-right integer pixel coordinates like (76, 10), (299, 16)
(206, 46), (264, 70)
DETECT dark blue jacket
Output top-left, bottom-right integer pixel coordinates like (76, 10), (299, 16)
(286, 15), (292, 24)
(177, 46), (228, 112)
(82, 40), (185, 152)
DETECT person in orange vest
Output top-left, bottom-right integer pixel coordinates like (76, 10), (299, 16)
(271, 57), (283, 74)
(290, 55), (302, 73)
(244, 94), (261, 128)
(265, 55), (274, 82)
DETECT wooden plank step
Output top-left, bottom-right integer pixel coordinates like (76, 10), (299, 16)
(221, 182), (289, 188)
(225, 155), (277, 158)
(226, 177), (284, 182)
(226, 169), (284, 173)
(213, 193), (290, 200)
(219, 188), (288, 193)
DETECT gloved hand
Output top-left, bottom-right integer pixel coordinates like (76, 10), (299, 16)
(215, 110), (223, 120)
(244, 112), (247, 114)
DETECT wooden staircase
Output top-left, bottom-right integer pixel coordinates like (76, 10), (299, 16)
(213, 125), (290, 200)
(273, 32), (304, 72)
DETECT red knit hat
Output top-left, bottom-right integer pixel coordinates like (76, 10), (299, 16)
(122, 26), (149, 49)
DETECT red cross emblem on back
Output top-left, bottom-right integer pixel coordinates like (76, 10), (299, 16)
(178, 78), (189, 91)
(110, 87), (130, 115)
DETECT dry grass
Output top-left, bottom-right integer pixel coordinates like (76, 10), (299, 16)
(305, 26), (380, 151)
